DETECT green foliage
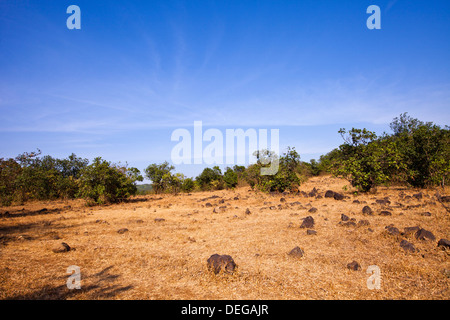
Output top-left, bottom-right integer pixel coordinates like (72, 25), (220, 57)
(223, 167), (238, 189)
(0, 158), (22, 206)
(144, 161), (175, 194)
(196, 166), (224, 190)
(77, 157), (142, 205)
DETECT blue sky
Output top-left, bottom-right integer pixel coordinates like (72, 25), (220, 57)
(1, 0), (449, 180)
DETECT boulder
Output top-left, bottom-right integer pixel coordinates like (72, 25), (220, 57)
(362, 206), (373, 215)
(333, 193), (344, 200)
(400, 240), (416, 253)
(207, 254), (237, 274)
(288, 246), (304, 258)
(300, 216), (315, 229)
(415, 228), (436, 241)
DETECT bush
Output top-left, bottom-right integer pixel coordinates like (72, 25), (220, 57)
(144, 162), (175, 194)
(78, 157), (142, 205)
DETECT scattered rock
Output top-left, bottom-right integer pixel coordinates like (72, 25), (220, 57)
(362, 206), (373, 215)
(245, 208), (251, 215)
(207, 254), (237, 274)
(300, 216), (315, 229)
(352, 200), (360, 204)
(308, 207), (318, 213)
(440, 196), (450, 203)
(357, 220), (370, 227)
(341, 214), (350, 221)
(280, 197), (286, 202)
(325, 190), (335, 198)
(415, 228), (436, 241)
(288, 246), (304, 258)
(379, 210), (392, 216)
(413, 192), (423, 200)
(205, 203), (213, 208)
(52, 242), (71, 253)
(438, 239), (450, 249)
(340, 221), (357, 227)
(233, 197), (239, 201)
(403, 226), (420, 237)
(306, 229), (317, 235)
(400, 240), (416, 252)
(333, 193), (344, 201)
(347, 261), (361, 271)
(385, 225), (400, 236)
(117, 228), (129, 234)
(154, 218), (166, 222)
(420, 212), (432, 217)
(376, 199), (391, 206)
(269, 206), (277, 210)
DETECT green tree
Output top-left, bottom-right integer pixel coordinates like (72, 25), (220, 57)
(223, 167), (238, 189)
(144, 161), (175, 194)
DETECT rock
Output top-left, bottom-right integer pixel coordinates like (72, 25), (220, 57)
(353, 200), (360, 204)
(415, 228), (436, 241)
(306, 229), (317, 235)
(280, 197), (286, 202)
(347, 261), (361, 271)
(402, 226), (420, 237)
(440, 196), (450, 203)
(213, 206), (226, 213)
(308, 188), (318, 197)
(288, 246), (304, 258)
(207, 254), (237, 274)
(413, 192), (423, 200)
(205, 203), (213, 207)
(300, 216), (315, 229)
(245, 208), (251, 215)
(233, 197), (239, 201)
(385, 225), (400, 236)
(376, 199), (391, 206)
(341, 214), (350, 221)
(400, 240), (416, 252)
(308, 207), (318, 213)
(362, 206), (373, 215)
(333, 193), (344, 201)
(379, 210), (392, 216)
(438, 239), (450, 249)
(340, 221), (357, 227)
(52, 242), (71, 253)
(357, 220), (370, 227)
(269, 206), (277, 210)
(154, 218), (166, 222)
(325, 190), (335, 198)
(117, 228), (129, 234)
(420, 212), (432, 217)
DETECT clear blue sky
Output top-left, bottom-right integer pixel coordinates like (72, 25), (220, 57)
(1, 0), (449, 180)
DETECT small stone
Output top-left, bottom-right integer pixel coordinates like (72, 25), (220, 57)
(341, 214), (350, 221)
(362, 206), (373, 215)
(437, 239), (450, 249)
(288, 246), (304, 258)
(300, 216), (315, 229)
(325, 190), (335, 198)
(379, 210), (392, 216)
(245, 208), (251, 215)
(333, 193), (344, 200)
(308, 207), (318, 213)
(347, 261), (361, 271)
(52, 242), (71, 253)
(117, 228), (129, 234)
(415, 228), (436, 241)
(400, 240), (416, 252)
(306, 229), (317, 235)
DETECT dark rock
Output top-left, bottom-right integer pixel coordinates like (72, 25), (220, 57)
(376, 199), (391, 206)
(219, 199), (225, 204)
(288, 246), (304, 258)
(233, 197), (239, 201)
(207, 254), (237, 274)
(347, 261), (361, 271)
(400, 240), (416, 252)
(52, 242), (71, 253)
(437, 239), (450, 249)
(269, 206), (277, 210)
(353, 200), (360, 204)
(420, 212), (432, 217)
(415, 228), (436, 241)
(341, 214), (350, 221)
(340, 221), (357, 227)
(403, 226), (420, 237)
(413, 192), (423, 200)
(154, 218), (166, 222)
(333, 193), (344, 200)
(308, 207), (318, 213)
(205, 203), (213, 207)
(280, 197), (286, 202)
(300, 216), (315, 229)
(325, 190), (335, 198)
(440, 196), (450, 203)
(362, 206), (373, 215)
(357, 220), (370, 227)
(385, 225), (400, 236)
(306, 229), (317, 235)
(117, 228), (129, 234)
(379, 210), (392, 216)
(245, 208), (251, 215)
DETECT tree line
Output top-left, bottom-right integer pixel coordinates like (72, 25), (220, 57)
(1, 113), (448, 206)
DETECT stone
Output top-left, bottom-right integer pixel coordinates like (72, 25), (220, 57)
(415, 228), (436, 241)
(385, 225), (400, 236)
(308, 207), (318, 213)
(403, 226), (420, 237)
(300, 216), (315, 229)
(400, 240), (416, 252)
(341, 214), (350, 221)
(325, 190), (335, 198)
(154, 218), (166, 222)
(333, 193), (344, 200)
(437, 239), (450, 249)
(288, 246), (304, 258)
(379, 210), (392, 216)
(245, 208), (251, 215)
(52, 242), (71, 253)
(362, 206), (373, 215)
(117, 228), (129, 234)
(357, 220), (370, 227)
(306, 229), (317, 235)
(207, 254), (237, 274)
(347, 261), (361, 271)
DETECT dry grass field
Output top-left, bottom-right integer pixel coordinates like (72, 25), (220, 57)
(0, 175), (449, 300)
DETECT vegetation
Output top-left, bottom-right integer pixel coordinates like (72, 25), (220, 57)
(0, 114), (448, 206)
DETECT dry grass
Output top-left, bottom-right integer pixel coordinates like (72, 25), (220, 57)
(0, 176), (449, 300)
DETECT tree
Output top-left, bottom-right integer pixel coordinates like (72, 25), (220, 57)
(223, 167), (238, 189)
(78, 157), (142, 204)
(144, 161), (175, 194)
(196, 166), (223, 190)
